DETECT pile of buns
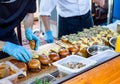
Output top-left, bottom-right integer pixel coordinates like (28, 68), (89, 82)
(0, 63), (16, 79)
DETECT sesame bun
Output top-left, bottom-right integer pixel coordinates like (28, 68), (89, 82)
(9, 59), (27, 71)
(38, 55), (51, 65)
(28, 59), (41, 72)
(49, 52), (60, 61)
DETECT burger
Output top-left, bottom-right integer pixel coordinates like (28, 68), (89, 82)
(49, 51), (60, 62)
(58, 47), (70, 58)
(38, 55), (51, 65)
(0, 64), (7, 79)
(68, 45), (79, 54)
(9, 59), (28, 78)
(28, 59), (41, 72)
(29, 40), (36, 50)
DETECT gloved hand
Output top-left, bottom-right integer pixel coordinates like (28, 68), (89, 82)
(2, 42), (31, 62)
(44, 30), (54, 43)
(25, 28), (40, 50)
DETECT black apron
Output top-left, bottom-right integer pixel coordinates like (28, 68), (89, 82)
(0, 0), (29, 59)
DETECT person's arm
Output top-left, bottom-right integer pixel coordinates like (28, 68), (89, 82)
(39, 0), (57, 43)
(23, 13), (34, 30)
(24, 13), (40, 50)
(0, 41), (5, 51)
(0, 40), (31, 62)
(41, 16), (50, 31)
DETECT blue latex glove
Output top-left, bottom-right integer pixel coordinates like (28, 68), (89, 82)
(2, 42), (31, 62)
(44, 30), (54, 43)
(25, 28), (40, 50)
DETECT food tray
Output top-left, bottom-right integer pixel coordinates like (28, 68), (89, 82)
(52, 55), (96, 74)
(0, 61), (22, 83)
(29, 74), (56, 84)
(89, 50), (118, 65)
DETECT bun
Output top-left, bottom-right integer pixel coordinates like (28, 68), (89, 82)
(59, 47), (70, 58)
(28, 59), (41, 72)
(68, 45), (79, 53)
(49, 52), (60, 62)
(9, 59), (27, 78)
(9, 59), (27, 71)
(29, 40), (36, 50)
(38, 55), (51, 65)
(0, 64), (6, 78)
(0, 64), (16, 78)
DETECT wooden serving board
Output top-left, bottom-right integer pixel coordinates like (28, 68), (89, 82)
(29, 43), (61, 55)
(0, 43), (61, 84)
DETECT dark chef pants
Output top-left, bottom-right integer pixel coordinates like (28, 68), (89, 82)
(58, 10), (94, 38)
(0, 29), (20, 59)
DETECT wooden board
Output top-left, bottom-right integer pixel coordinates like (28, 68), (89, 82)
(29, 43), (61, 55)
(0, 43), (60, 84)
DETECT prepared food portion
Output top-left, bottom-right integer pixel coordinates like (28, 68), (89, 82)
(62, 62), (86, 69)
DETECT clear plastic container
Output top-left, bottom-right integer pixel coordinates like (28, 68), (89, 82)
(29, 74), (56, 84)
(0, 79), (13, 84)
(52, 55), (96, 74)
(0, 61), (22, 84)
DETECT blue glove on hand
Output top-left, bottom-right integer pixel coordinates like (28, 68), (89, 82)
(25, 28), (40, 50)
(44, 30), (54, 43)
(2, 42), (31, 62)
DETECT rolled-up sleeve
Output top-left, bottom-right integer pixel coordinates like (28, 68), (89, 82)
(39, 0), (57, 16)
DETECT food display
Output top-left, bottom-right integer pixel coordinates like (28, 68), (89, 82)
(61, 26), (118, 45)
(0, 26), (118, 84)
(9, 59), (28, 78)
(28, 59), (41, 72)
(59, 26), (119, 57)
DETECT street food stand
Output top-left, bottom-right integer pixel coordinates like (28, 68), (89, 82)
(0, 21), (120, 84)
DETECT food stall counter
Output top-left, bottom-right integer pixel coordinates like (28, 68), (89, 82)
(62, 55), (120, 84)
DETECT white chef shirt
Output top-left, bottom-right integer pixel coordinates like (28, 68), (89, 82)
(39, 0), (90, 18)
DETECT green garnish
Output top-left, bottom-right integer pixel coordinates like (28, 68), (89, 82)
(77, 32), (81, 36)
(35, 78), (49, 84)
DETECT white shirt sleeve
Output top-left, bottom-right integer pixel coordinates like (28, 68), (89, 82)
(39, 0), (57, 16)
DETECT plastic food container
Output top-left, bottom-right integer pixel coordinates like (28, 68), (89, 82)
(52, 55), (96, 74)
(0, 61), (22, 84)
(30, 74), (56, 84)
(0, 79), (13, 84)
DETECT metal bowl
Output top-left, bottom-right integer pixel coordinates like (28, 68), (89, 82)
(87, 45), (113, 56)
(109, 37), (116, 48)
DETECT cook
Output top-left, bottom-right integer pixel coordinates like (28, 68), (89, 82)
(0, 0), (40, 62)
(39, 0), (94, 42)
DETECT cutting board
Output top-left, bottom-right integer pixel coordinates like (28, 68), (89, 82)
(0, 43), (60, 84)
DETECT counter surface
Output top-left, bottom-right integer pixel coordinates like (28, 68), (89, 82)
(63, 56), (120, 84)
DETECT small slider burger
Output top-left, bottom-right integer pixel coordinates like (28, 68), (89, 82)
(59, 47), (70, 58)
(68, 45), (79, 54)
(9, 59), (27, 78)
(28, 59), (41, 72)
(29, 40), (36, 50)
(49, 51), (60, 62)
(38, 54), (51, 66)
